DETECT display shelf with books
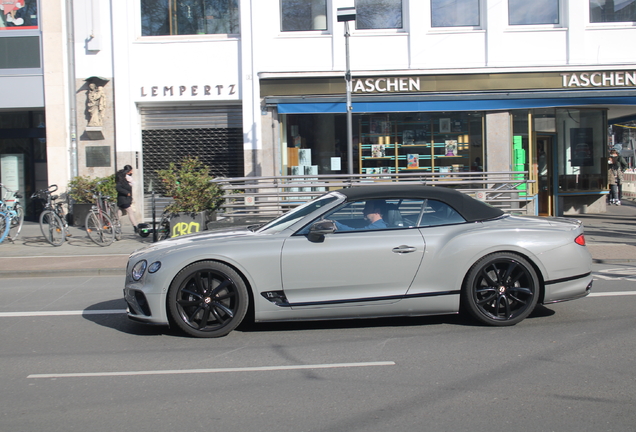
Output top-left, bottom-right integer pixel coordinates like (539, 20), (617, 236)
(359, 115), (399, 175)
(358, 113), (481, 175)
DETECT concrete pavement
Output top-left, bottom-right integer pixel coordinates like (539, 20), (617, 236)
(1, 201), (635, 278)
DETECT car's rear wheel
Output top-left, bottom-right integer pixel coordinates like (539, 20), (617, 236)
(168, 261), (248, 338)
(463, 252), (539, 326)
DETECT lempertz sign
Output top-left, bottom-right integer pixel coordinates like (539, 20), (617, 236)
(140, 84), (237, 98)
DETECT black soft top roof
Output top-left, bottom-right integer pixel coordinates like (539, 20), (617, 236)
(335, 185), (504, 222)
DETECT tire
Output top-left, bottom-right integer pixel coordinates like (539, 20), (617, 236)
(157, 216), (171, 241)
(39, 210), (65, 246)
(463, 252), (539, 326)
(109, 204), (122, 241)
(168, 261), (249, 338)
(8, 203), (24, 241)
(0, 212), (9, 244)
(85, 211), (115, 247)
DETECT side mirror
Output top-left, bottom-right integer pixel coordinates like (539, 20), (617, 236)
(308, 220), (336, 242)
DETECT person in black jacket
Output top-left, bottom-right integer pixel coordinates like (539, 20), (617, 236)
(116, 165), (140, 232)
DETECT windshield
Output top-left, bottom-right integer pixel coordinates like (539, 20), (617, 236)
(257, 193), (341, 233)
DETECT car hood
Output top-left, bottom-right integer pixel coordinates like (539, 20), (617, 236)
(129, 226), (257, 260)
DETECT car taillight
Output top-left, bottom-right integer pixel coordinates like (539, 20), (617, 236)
(575, 234), (586, 246)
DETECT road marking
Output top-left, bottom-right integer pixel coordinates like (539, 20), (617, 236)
(3, 289), (636, 319)
(0, 254), (129, 258)
(0, 310), (125, 318)
(27, 361), (396, 379)
(594, 268), (636, 281)
(588, 291), (636, 297)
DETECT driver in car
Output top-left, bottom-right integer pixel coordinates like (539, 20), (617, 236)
(335, 200), (387, 231)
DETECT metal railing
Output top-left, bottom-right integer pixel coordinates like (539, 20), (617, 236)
(207, 171), (534, 218)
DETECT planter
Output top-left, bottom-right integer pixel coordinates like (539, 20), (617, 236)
(71, 203), (93, 227)
(168, 210), (215, 238)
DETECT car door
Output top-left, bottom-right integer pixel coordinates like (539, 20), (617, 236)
(280, 199), (426, 308)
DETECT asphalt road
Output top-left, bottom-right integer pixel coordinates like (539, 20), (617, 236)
(1, 264), (635, 432)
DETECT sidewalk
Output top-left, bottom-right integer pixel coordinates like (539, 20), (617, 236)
(0, 220), (154, 277)
(1, 202), (635, 278)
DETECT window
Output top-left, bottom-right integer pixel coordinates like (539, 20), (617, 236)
(508, 0), (559, 25)
(431, 0), (480, 27)
(590, 0), (636, 22)
(355, 0), (403, 29)
(0, 36), (40, 68)
(327, 199), (402, 231)
(141, 0), (239, 36)
(418, 200), (465, 227)
(0, 0), (38, 30)
(261, 194), (339, 233)
(280, 0), (327, 31)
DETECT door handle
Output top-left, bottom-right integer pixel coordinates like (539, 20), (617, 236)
(392, 245), (417, 254)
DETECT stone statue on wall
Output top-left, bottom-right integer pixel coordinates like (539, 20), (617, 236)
(86, 83), (106, 127)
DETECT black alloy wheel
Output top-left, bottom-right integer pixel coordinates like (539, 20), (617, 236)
(168, 261), (248, 338)
(463, 252), (539, 326)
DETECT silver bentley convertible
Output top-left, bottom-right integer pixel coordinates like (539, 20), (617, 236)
(124, 185), (593, 338)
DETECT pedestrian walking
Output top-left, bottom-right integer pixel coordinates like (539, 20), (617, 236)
(608, 149), (624, 205)
(116, 164), (140, 232)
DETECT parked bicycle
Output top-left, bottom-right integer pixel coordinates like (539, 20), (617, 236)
(0, 183), (24, 244)
(85, 186), (121, 246)
(32, 184), (69, 246)
(138, 210), (171, 241)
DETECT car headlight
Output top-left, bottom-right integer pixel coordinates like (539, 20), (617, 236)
(131, 260), (147, 281)
(148, 261), (162, 273)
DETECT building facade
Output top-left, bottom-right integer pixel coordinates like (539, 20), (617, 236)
(1, 0), (635, 220)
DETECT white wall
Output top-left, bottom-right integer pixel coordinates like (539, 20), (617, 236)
(250, 0), (636, 74)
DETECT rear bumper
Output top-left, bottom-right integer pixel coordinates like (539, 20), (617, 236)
(542, 273), (593, 304)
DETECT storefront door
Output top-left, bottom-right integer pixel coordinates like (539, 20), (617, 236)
(537, 135), (555, 216)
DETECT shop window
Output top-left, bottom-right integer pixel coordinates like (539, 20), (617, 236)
(508, 0), (559, 25)
(556, 109), (606, 192)
(283, 114), (349, 176)
(431, 0), (480, 27)
(590, 0), (636, 22)
(357, 112), (483, 176)
(141, 0), (239, 36)
(280, 0), (327, 31)
(0, 0), (38, 30)
(355, 0), (403, 29)
(512, 111), (530, 197)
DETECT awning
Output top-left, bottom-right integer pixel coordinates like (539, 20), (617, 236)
(277, 96), (636, 114)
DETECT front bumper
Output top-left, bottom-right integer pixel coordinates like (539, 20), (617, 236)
(124, 286), (170, 325)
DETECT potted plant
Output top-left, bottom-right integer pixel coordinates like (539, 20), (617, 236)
(157, 156), (225, 237)
(67, 174), (117, 226)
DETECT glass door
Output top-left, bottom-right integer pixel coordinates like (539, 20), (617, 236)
(537, 135), (555, 216)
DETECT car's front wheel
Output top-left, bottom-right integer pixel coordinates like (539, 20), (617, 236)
(463, 252), (539, 326)
(168, 261), (248, 337)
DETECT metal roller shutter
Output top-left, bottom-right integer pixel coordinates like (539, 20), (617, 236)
(140, 105), (244, 218)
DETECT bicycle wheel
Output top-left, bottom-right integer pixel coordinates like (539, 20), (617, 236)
(39, 210), (65, 246)
(85, 211), (115, 246)
(110, 204), (122, 241)
(0, 212), (9, 244)
(8, 203), (24, 241)
(157, 215), (172, 241)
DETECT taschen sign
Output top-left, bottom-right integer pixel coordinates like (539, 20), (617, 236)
(350, 71), (636, 94)
(560, 71), (636, 88)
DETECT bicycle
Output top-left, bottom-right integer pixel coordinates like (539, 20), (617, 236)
(32, 185), (69, 246)
(85, 188), (121, 246)
(0, 183), (24, 244)
(138, 210), (171, 241)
